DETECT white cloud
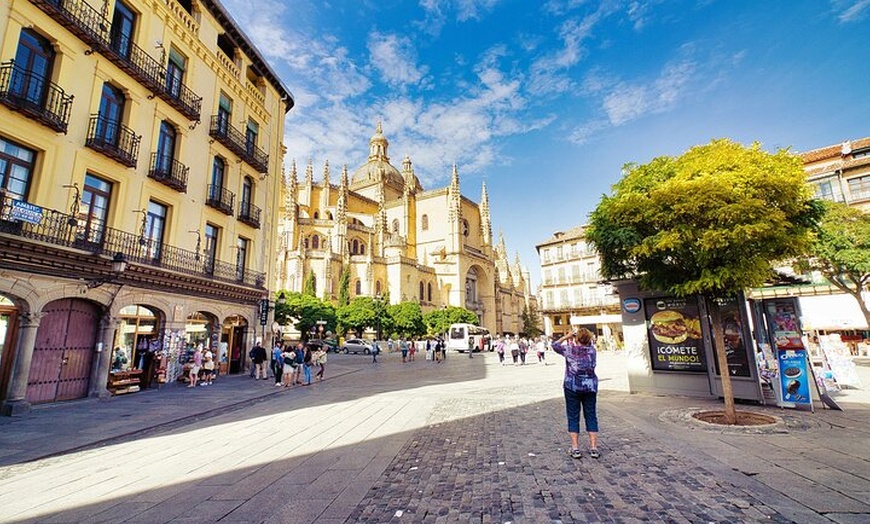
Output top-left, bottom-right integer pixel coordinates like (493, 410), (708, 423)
(367, 33), (429, 87)
(834, 0), (870, 22)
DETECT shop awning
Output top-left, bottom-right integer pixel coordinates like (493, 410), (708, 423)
(799, 294), (868, 331)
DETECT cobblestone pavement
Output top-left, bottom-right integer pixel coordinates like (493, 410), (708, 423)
(0, 351), (867, 524)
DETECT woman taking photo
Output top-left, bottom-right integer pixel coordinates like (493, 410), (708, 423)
(552, 328), (600, 460)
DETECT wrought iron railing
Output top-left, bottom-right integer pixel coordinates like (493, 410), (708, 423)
(208, 115), (269, 173)
(28, 0), (201, 122)
(0, 61), (74, 133)
(29, 0), (109, 51)
(85, 114), (140, 167)
(237, 200), (261, 229)
(0, 191), (264, 288)
(206, 184), (235, 215)
(148, 153), (188, 192)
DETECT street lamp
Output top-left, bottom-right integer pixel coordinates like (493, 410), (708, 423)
(86, 252), (127, 289)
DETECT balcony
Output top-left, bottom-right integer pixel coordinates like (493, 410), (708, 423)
(0, 61), (74, 133)
(206, 184), (234, 215)
(148, 153), (188, 193)
(29, 0), (109, 52)
(209, 115), (269, 173)
(237, 200), (261, 229)
(85, 115), (140, 168)
(0, 191), (264, 288)
(28, 0), (201, 122)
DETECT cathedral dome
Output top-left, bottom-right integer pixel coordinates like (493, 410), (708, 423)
(351, 123), (421, 192)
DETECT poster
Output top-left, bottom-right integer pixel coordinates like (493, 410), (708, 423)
(645, 297), (707, 372)
(778, 349), (812, 405)
(766, 301), (805, 350)
(711, 296), (752, 377)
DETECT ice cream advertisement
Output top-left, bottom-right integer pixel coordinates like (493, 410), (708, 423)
(778, 350), (811, 405)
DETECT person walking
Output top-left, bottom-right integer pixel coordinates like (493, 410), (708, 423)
(372, 341), (380, 363)
(426, 338), (433, 361)
(400, 338), (409, 363)
(519, 337), (528, 365)
(187, 344), (202, 388)
(409, 339), (417, 362)
(302, 344), (313, 385)
(251, 339), (268, 380)
(272, 342), (284, 386)
(552, 328), (600, 460)
(495, 336), (506, 365)
(509, 336), (519, 365)
(294, 343), (305, 384)
(434, 338), (443, 363)
(467, 336), (474, 358)
(536, 336), (547, 364)
(315, 347), (327, 381)
(281, 345), (297, 387)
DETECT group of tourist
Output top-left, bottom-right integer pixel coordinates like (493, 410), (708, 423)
(184, 343), (216, 388)
(493, 335), (551, 366)
(248, 339), (328, 387)
(378, 337), (450, 363)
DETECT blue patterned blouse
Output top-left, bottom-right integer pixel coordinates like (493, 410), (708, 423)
(552, 341), (598, 393)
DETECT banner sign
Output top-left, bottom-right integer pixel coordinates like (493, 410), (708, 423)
(10, 200), (43, 225)
(645, 297), (707, 372)
(778, 349), (812, 405)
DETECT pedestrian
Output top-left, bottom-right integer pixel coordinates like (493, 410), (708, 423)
(302, 344), (313, 385)
(248, 344), (257, 378)
(509, 336), (519, 364)
(294, 343), (305, 384)
(281, 346), (304, 388)
(426, 338), (433, 361)
(372, 341), (379, 363)
(388, 338), (394, 353)
(435, 338), (443, 363)
(201, 346), (215, 385)
(519, 337), (528, 365)
(251, 339), (268, 380)
(272, 341), (284, 387)
(187, 344), (202, 388)
(468, 335), (474, 358)
(552, 328), (600, 460)
(400, 338), (409, 363)
(315, 348), (327, 380)
(536, 336), (547, 364)
(409, 339), (417, 362)
(496, 336), (505, 365)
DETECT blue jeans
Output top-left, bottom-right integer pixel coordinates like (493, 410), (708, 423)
(564, 388), (598, 433)
(303, 364), (312, 384)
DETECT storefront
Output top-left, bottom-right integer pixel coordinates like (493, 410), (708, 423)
(0, 295), (19, 405)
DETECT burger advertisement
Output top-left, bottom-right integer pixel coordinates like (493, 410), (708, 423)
(645, 298), (707, 372)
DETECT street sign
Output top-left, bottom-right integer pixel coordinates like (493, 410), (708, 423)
(259, 299), (269, 326)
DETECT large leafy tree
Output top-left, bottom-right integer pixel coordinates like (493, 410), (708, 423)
(422, 306), (479, 336)
(798, 200), (870, 327)
(275, 291), (336, 341)
(336, 296), (377, 337)
(387, 302), (426, 338)
(587, 138), (821, 423)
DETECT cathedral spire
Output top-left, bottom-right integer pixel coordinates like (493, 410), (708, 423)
(340, 164), (349, 190)
(304, 159), (314, 187)
(322, 160), (330, 186)
(448, 164), (461, 222)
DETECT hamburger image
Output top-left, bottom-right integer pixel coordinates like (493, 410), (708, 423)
(650, 310), (689, 344)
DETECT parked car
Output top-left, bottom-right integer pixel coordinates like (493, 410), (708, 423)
(342, 338), (374, 354)
(305, 339), (338, 353)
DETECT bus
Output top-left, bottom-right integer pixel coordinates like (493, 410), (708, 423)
(446, 323), (490, 352)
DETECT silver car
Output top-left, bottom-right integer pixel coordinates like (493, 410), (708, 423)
(342, 338), (373, 354)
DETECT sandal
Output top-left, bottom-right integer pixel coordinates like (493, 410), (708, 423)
(589, 449), (600, 459)
(569, 448), (583, 460)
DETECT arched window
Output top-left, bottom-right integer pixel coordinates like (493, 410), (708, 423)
(376, 280), (382, 295)
(427, 282), (433, 302)
(419, 281), (424, 301)
(352, 238), (359, 254)
(359, 242), (365, 255)
(462, 219), (469, 237)
(313, 211), (319, 219)
(392, 219), (399, 234)
(421, 214), (428, 231)
(302, 237), (309, 249)
(327, 212), (333, 220)
(465, 266), (478, 305)
(312, 235), (319, 249)
(355, 280), (362, 295)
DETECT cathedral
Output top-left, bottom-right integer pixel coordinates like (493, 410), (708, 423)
(275, 124), (535, 335)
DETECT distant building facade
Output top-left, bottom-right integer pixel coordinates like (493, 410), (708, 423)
(276, 124), (534, 335)
(535, 226), (622, 346)
(0, 0), (292, 414)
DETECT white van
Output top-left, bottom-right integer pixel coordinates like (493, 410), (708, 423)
(446, 323), (490, 352)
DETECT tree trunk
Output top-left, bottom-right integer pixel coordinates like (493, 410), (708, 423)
(709, 303), (737, 424)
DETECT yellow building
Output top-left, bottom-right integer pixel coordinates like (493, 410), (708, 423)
(536, 225), (622, 345)
(0, 0), (292, 414)
(276, 124), (535, 336)
(803, 137), (870, 210)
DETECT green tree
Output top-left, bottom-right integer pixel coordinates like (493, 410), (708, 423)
(587, 138), (821, 424)
(303, 272), (316, 297)
(522, 303), (543, 337)
(797, 200), (870, 328)
(276, 291), (336, 341)
(422, 306), (478, 336)
(338, 266), (351, 307)
(387, 301), (426, 338)
(336, 296), (377, 337)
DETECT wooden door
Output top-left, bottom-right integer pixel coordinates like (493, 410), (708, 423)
(27, 299), (99, 403)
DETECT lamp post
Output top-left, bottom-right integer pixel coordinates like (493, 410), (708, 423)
(86, 252), (127, 289)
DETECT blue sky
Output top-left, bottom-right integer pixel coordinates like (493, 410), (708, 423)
(222, 0), (870, 289)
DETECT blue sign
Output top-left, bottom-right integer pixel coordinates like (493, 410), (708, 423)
(778, 349), (811, 405)
(10, 200), (43, 225)
(622, 297), (642, 314)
